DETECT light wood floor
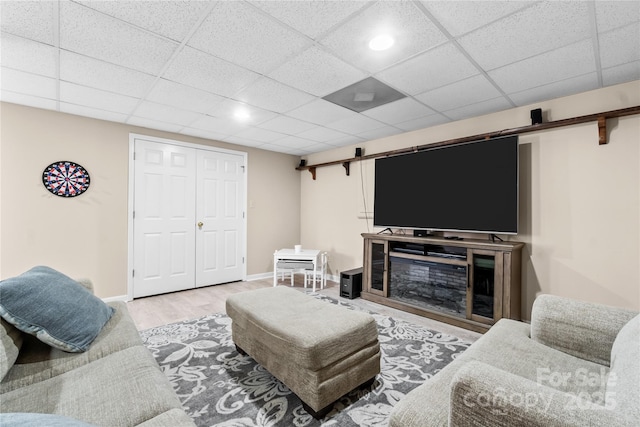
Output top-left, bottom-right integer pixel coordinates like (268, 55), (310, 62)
(126, 277), (481, 343)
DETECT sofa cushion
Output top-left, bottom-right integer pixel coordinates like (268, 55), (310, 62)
(1, 302), (142, 393)
(609, 314), (639, 423)
(0, 319), (23, 381)
(0, 413), (97, 426)
(0, 346), (186, 426)
(0, 266), (114, 353)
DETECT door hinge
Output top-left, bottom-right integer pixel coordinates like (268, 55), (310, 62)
(242, 257), (245, 264)
(241, 165), (245, 173)
(133, 210), (135, 219)
(133, 152), (136, 160)
(243, 211), (245, 219)
(132, 269), (135, 277)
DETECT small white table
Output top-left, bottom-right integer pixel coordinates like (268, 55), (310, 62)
(273, 248), (321, 291)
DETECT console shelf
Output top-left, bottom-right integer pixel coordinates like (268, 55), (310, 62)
(361, 233), (524, 333)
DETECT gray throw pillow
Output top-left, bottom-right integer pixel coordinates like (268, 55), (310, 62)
(0, 266), (114, 353)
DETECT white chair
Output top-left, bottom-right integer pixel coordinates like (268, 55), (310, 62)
(275, 261), (296, 286)
(304, 252), (327, 291)
(275, 256), (314, 287)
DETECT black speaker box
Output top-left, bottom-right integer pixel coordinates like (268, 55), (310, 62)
(340, 268), (363, 299)
(531, 108), (543, 125)
(355, 147), (363, 157)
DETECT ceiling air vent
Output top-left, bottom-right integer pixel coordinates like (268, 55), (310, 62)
(322, 77), (406, 113)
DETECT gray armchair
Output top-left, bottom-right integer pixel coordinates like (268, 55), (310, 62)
(390, 294), (639, 427)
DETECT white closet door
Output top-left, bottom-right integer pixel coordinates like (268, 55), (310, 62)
(133, 139), (196, 298)
(195, 150), (245, 286)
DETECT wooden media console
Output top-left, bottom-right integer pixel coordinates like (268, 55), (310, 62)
(362, 233), (524, 333)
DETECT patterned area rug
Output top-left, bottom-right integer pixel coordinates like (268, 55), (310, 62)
(140, 294), (470, 426)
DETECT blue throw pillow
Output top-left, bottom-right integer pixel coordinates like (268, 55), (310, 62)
(0, 266), (114, 353)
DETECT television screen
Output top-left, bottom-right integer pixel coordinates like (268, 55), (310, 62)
(373, 135), (519, 235)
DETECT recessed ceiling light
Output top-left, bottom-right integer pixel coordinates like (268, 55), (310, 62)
(234, 108), (250, 121)
(369, 34), (394, 51)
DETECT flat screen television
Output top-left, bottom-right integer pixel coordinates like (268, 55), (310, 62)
(373, 135), (519, 235)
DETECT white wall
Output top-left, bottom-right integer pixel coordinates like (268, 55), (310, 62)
(301, 81), (640, 320)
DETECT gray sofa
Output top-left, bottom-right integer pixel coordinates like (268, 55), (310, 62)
(0, 282), (195, 426)
(390, 294), (639, 427)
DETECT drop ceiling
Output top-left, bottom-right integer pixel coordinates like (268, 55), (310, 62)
(1, 1), (638, 156)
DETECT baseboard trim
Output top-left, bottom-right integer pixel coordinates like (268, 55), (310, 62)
(102, 295), (129, 303)
(245, 272), (273, 281)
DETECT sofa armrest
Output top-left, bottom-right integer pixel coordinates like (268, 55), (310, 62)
(530, 294), (637, 366)
(449, 361), (628, 427)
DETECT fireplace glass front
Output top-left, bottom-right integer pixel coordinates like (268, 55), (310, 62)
(388, 256), (467, 317)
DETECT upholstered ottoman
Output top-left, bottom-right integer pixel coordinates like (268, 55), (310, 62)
(226, 286), (380, 418)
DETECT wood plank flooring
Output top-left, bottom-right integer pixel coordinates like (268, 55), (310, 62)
(126, 277), (481, 343)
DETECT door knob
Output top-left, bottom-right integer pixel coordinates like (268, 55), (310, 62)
(197, 221), (203, 228)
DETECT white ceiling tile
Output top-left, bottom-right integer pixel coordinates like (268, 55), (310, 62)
(163, 46), (260, 98)
(595, 1), (640, 33)
(444, 97), (512, 121)
(0, 1), (56, 44)
(395, 114), (450, 132)
(326, 135), (366, 147)
(180, 127), (229, 142)
(235, 77), (316, 113)
(1, 68), (56, 98)
(1, 34), (57, 78)
(189, 115), (249, 135)
(188, 1), (309, 75)
(602, 61), (640, 87)
(326, 114), (386, 135)
(416, 75), (503, 112)
(251, 0), (368, 39)
(458, 1), (591, 70)
(59, 82), (139, 115)
(146, 79), (226, 115)
(321, 1), (447, 73)
(376, 43), (479, 95)
(223, 135), (265, 148)
(209, 99), (277, 125)
(0, 90), (58, 110)
(269, 46), (367, 97)
(296, 126), (349, 143)
(270, 135), (317, 149)
(59, 102), (129, 123)
(362, 97), (435, 125)
(258, 116), (316, 135)
(59, 1), (178, 75)
(127, 116), (183, 133)
(233, 127), (288, 144)
(255, 143), (292, 153)
(60, 51), (156, 98)
(599, 24), (640, 69)
(357, 126), (402, 141)
(422, 1), (535, 37)
(508, 73), (600, 107)
(301, 142), (336, 153)
(489, 40), (596, 94)
(77, 1), (212, 42)
(286, 99), (357, 126)
(132, 101), (204, 127)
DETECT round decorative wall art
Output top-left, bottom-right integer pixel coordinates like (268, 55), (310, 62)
(42, 161), (91, 197)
